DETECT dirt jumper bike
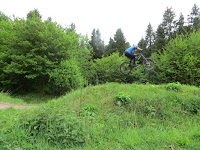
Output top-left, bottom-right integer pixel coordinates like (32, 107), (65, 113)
(120, 52), (155, 74)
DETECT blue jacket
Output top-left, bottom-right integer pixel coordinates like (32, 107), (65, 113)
(125, 46), (138, 54)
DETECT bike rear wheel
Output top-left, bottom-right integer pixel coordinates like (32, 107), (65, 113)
(143, 58), (155, 70)
(120, 61), (132, 74)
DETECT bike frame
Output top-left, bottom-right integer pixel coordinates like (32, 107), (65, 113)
(134, 53), (148, 65)
(136, 53), (146, 61)
(120, 52), (155, 74)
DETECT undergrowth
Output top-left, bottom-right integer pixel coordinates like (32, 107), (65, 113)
(0, 83), (200, 149)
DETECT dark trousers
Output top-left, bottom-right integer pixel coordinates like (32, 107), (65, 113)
(125, 53), (135, 64)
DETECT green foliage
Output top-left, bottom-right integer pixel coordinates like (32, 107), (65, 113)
(151, 30), (200, 86)
(80, 104), (98, 117)
(188, 4), (200, 31)
(0, 10), (91, 95)
(181, 96), (200, 115)
(89, 29), (105, 59)
(114, 92), (131, 106)
(144, 23), (155, 57)
(0, 11), (10, 22)
(105, 28), (130, 56)
(91, 52), (126, 84)
(47, 59), (84, 95)
(166, 82), (182, 92)
(23, 108), (86, 146)
(0, 83), (200, 149)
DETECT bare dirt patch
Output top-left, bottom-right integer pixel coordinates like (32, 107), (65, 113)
(0, 102), (37, 109)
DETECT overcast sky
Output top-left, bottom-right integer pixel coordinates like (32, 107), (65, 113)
(1, 0), (200, 45)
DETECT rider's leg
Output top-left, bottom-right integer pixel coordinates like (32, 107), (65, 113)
(125, 53), (135, 65)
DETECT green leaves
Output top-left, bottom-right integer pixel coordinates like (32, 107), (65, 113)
(152, 30), (200, 86)
(114, 92), (132, 106)
(0, 10), (91, 94)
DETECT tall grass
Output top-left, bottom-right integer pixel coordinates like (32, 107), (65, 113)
(0, 83), (200, 149)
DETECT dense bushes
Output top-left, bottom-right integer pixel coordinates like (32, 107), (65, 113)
(0, 11), (91, 95)
(1, 10), (200, 95)
(151, 30), (200, 86)
(23, 107), (86, 146)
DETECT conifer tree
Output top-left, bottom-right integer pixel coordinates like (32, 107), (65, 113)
(188, 4), (200, 31)
(114, 28), (129, 56)
(162, 7), (176, 39)
(144, 23), (155, 57)
(89, 29), (104, 59)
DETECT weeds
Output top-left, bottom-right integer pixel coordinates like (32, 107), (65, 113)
(166, 82), (182, 92)
(0, 83), (200, 149)
(114, 92), (132, 106)
(80, 104), (98, 117)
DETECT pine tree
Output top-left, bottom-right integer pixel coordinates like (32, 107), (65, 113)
(114, 28), (129, 56)
(105, 38), (116, 56)
(188, 4), (200, 31)
(162, 7), (176, 39)
(154, 7), (175, 52)
(175, 13), (186, 35)
(89, 29), (104, 59)
(154, 24), (167, 52)
(138, 37), (147, 50)
(144, 23), (155, 57)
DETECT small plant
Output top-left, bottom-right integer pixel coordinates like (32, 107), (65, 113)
(80, 104), (98, 117)
(114, 92), (132, 106)
(22, 109), (86, 146)
(146, 105), (157, 117)
(166, 82), (182, 92)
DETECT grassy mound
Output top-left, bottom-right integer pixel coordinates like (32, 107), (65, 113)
(0, 83), (200, 149)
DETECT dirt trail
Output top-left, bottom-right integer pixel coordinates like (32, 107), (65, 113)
(0, 102), (37, 109)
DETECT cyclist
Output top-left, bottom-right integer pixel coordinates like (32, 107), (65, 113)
(124, 44), (143, 66)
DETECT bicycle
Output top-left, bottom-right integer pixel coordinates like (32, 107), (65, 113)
(120, 52), (155, 74)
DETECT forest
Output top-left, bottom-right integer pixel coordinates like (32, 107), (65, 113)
(0, 4), (200, 95)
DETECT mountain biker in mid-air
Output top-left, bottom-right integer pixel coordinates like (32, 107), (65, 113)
(124, 44), (143, 66)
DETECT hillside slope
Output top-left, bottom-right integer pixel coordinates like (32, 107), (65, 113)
(0, 83), (200, 150)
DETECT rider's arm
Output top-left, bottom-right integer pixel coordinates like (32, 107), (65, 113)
(137, 47), (143, 51)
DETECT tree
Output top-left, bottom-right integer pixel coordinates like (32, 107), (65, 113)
(154, 24), (167, 52)
(154, 7), (175, 52)
(27, 9), (42, 19)
(162, 7), (176, 39)
(175, 13), (187, 35)
(138, 37), (147, 51)
(144, 23), (155, 57)
(151, 30), (200, 85)
(105, 28), (129, 56)
(105, 38), (116, 56)
(0, 11), (9, 22)
(69, 23), (76, 31)
(89, 29), (104, 59)
(114, 28), (129, 56)
(0, 10), (91, 95)
(188, 4), (200, 31)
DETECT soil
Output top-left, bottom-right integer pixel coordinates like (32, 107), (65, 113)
(0, 101), (37, 109)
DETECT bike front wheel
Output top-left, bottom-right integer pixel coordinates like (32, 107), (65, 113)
(143, 58), (155, 70)
(120, 61), (132, 74)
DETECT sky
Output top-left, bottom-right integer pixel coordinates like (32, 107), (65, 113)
(1, 0), (200, 45)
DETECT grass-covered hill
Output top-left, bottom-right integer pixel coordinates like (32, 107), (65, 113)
(0, 83), (200, 150)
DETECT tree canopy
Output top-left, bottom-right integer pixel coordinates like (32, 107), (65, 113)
(1, 4), (200, 95)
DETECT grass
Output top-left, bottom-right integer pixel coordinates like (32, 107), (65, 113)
(0, 92), (55, 105)
(0, 82), (200, 149)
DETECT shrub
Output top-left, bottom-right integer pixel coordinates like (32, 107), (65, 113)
(80, 104), (98, 117)
(181, 97), (200, 115)
(166, 82), (182, 92)
(114, 92), (132, 106)
(22, 109), (86, 146)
